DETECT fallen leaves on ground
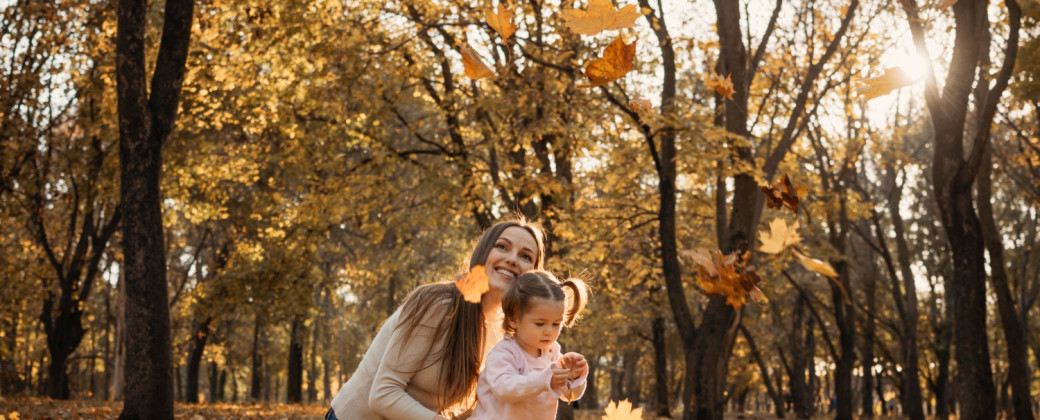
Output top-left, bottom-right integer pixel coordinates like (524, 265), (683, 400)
(455, 264), (489, 303)
(0, 398), (327, 420)
(560, 0), (641, 36)
(580, 36), (636, 88)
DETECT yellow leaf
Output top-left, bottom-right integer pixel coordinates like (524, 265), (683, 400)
(485, 3), (517, 39)
(856, 67), (915, 100)
(460, 44), (495, 79)
(602, 399), (643, 420)
(455, 265), (489, 303)
(707, 72), (735, 100)
(759, 218), (801, 254)
(630, 97), (652, 113)
(579, 36), (636, 88)
(560, 0), (641, 36)
(792, 249), (837, 278)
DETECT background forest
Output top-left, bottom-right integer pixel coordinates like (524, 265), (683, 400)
(1, 0), (1039, 419)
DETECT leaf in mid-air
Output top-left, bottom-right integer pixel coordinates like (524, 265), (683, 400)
(683, 249), (764, 308)
(560, 0), (641, 36)
(761, 173), (807, 214)
(856, 67), (916, 100)
(707, 72), (735, 100)
(484, 3), (517, 39)
(455, 265), (489, 303)
(602, 399), (643, 420)
(630, 97), (652, 113)
(579, 36), (636, 88)
(460, 44), (495, 79)
(759, 217), (802, 254)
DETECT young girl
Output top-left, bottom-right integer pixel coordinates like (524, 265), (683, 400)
(471, 270), (590, 420)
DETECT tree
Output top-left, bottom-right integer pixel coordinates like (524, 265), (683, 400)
(896, 0), (1022, 418)
(115, 0), (194, 417)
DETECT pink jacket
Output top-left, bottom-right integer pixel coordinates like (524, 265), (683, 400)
(471, 337), (587, 420)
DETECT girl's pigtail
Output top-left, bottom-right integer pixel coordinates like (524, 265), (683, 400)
(561, 278), (589, 327)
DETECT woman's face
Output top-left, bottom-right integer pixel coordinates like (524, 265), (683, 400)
(484, 226), (539, 296)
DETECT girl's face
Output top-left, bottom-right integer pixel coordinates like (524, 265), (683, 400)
(484, 226), (539, 297)
(510, 297), (565, 358)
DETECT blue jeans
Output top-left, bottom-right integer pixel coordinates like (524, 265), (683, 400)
(325, 408), (338, 420)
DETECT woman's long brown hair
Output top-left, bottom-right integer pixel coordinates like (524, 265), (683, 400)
(395, 218), (546, 416)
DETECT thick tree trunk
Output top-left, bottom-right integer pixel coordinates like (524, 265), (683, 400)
(184, 318), (211, 403)
(115, 0), (192, 417)
(287, 317), (304, 403)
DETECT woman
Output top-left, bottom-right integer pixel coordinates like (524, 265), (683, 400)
(328, 218), (547, 420)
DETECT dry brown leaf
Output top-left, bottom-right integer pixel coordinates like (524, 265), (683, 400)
(759, 217), (802, 254)
(856, 67), (915, 100)
(579, 36), (636, 88)
(460, 44), (495, 80)
(685, 249), (764, 308)
(707, 73), (735, 100)
(561, 0), (641, 36)
(485, 3), (517, 39)
(630, 97), (652, 113)
(455, 265), (489, 303)
(602, 399), (643, 420)
(761, 173), (806, 215)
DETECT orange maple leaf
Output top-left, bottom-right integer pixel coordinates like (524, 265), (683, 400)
(579, 36), (636, 88)
(560, 0), (641, 36)
(761, 173), (806, 215)
(484, 3), (517, 39)
(707, 73), (735, 100)
(460, 44), (495, 80)
(455, 265), (489, 303)
(683, 249), (764, 308)
(602, 399), (643, 420)
(856, 67), (916, 100)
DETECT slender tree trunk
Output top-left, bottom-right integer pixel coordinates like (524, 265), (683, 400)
(287, 317), (304, 403)
(739, 325), (784, 418)
(251, 313), (263, 401)
(978, 148), (1034, 420)
(887, 171), (926, 420)
(652, 316), (672, 417)
(184, 318), (212, 403)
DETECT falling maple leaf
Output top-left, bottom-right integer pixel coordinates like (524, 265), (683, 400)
(759, 217), (802, 254)
(484, 2), (517, 39)
(460, 44), (495, 79)
(630, 97), (652, 113)
(761, 173), (807, 215)
(455, 265), (489, 303)
(856, 67), (916, 100)
(560, 0), (642, 36)
(791, 248), (850, 302)
(683, 249), (764, 308)
(579, 36), (636, 88)
(602, 399), (643, 420)
(707, 72), (735, 100)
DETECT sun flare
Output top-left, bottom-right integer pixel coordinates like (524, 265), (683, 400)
(891, 51), (931, 82)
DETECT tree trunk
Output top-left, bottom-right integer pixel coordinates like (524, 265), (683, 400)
(184, 318), (211, 403)
(652, 316), (672, 417)
(251, 313), (263, 401)
(739, 325), (784, 418)
(114, 0), (193, 416)
(287, 316), (304, 403)
(978, 147), (1034, 420)
(887, 170), (926, 420)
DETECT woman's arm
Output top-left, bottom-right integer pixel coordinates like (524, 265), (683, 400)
(368, 307), (445, 419)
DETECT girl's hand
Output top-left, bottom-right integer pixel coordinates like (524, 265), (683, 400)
(560, 352), (588, 380)
(550, 367), (571, 389)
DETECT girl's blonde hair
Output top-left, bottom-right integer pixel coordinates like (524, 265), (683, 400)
(501, 270), (588, 336)
(395, 218), (546, 416)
